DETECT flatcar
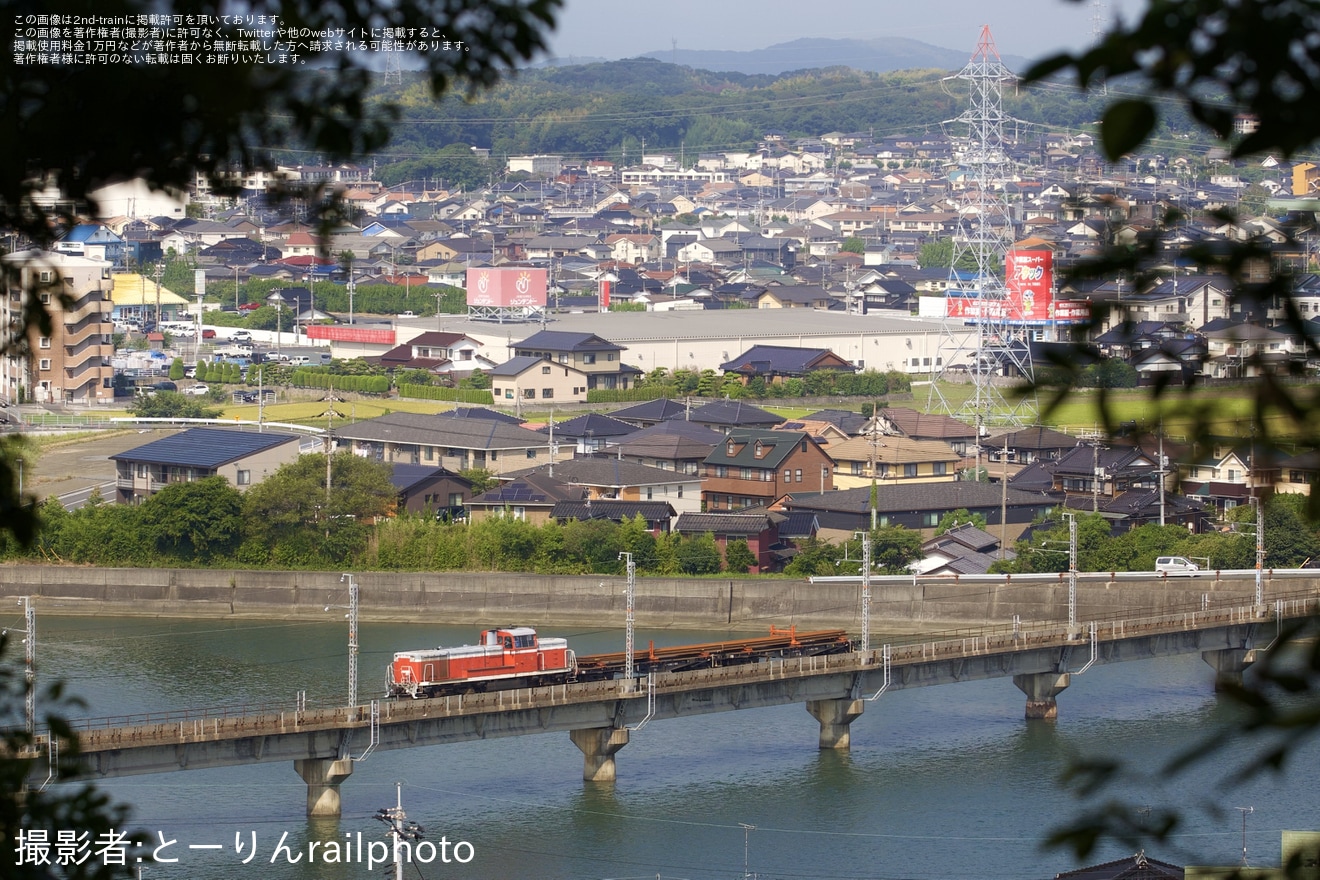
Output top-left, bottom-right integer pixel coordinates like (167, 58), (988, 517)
(388, 626), (576, 698)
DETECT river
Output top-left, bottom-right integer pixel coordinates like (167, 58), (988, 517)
(15, 614), (1320, 880)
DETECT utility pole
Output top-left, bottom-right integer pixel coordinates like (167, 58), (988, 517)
(346, 270), (355, 326)
(1158, 428), (1166, 527)
(152, 261), (163, 328)
(375, 783), (424, 880)
(1092, 439), (1102, 512)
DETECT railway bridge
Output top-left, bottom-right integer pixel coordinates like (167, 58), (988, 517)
(29, 588), (1320, 817)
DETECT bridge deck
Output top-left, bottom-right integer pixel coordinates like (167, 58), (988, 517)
(30, 591), (1312, 764)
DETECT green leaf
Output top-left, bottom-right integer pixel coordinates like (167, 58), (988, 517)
(1099, 99), (1157, 160)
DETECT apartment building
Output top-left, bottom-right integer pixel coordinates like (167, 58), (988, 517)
(2, 250), (114, 405)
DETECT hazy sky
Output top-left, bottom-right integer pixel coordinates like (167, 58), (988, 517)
(544, 0), (1146, 64)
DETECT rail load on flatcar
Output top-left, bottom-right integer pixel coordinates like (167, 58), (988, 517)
(574, 626), (852, 681)
(387, 626), (576, 698)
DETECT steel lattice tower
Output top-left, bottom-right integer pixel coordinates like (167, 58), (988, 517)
(929, 25), (1037, 446)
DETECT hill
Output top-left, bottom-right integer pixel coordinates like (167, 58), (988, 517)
(361, 59), (1139, 186)
(638, 37), (1011, 75)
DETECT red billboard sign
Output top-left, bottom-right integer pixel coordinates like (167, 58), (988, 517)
(1005, 250), (1053, 323)
(465, 268), (548, 308)
(307, 325), (396, 344)
(939, 250), (1079, 325)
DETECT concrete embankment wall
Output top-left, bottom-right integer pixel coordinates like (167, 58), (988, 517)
(0, 565), (1307, 633)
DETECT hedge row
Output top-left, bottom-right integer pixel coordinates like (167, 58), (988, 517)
(586, 386), (677, 404)
(290, 369), (391, 394)
(397, 383), (495, 404)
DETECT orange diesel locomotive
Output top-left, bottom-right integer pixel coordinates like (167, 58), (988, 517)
(388, 626), (576, 698)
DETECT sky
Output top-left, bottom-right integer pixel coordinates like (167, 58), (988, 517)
(544, 0), (1147, 65)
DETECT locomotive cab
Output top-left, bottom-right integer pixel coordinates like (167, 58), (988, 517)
(483, 627), (538, 650)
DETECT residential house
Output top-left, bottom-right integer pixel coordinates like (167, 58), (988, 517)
(702, 428), (834, 511)
(916, 523), (1014, 575)
(1051, 444), (1162, 502)
(490, 355), (591, 405)
(673, 511), (782, 572)
(610, 420), (724, 475)
(508, 459), (700, 514)
(826, 435), (962, 489)
(754, 284), (836, 310)
(1180, 440), (1276, 514)
(1200, 318), (1302, 378)
(552, 499), (676, 534)
(604, 233), (660, 264)
(376, 331), (493, 376)
(872, 408), (977, 456)
(1064, 487), (1210, 533)
(536, 412), (633, 454)
(390, 464), (473, 518)
(777, 482), (1056, 543)
(466, 472), (583, 525)
(335, 412), (572, 475)
(686, 399), (784, 434)
(110, 428), (304, 503)
(511, 329), (642, 392)
(1278, 449), (1320, 496)
(109, 271), (190, 326)
(982, 426), (1082, 465)
(719, 345), (854, 385)
(610, 397), (690, 427)
(54, 224), (126, 264)
(801, 409), (869, 436)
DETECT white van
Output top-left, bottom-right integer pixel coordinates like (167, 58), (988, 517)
(287, 355), (312, 366)
(1155, 556), (1200, 575)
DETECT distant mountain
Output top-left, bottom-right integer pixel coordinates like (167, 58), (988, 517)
(636, 37), (1031, 76)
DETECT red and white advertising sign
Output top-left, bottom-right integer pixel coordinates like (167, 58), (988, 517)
(1005, 249), (1053, 323)
(600, 279), (611, 310)
(465, 268), (548, 308)
(1051, 300), (1091, 322)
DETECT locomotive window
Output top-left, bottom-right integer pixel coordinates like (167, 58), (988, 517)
(503, 637), (513, 649)
(514, 634), (535, 648)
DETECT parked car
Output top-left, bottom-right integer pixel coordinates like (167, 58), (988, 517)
(202, 328), (217, 339)
(287, 355), (312, 366)
(183, 383), (209, 396)
(1155, 556), (1200, 575)
(231, 330), (253, 342)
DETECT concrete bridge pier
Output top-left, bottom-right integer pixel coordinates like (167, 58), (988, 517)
(1012, 672), (1071, 720)
(806, 698), (864, 750)
(294, 757), (354, 818)
(569, 727), (629, 783)
(1202, 648), (1257, 691)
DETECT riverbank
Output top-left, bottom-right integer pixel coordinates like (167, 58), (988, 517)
(0, 564), (1294, 633)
